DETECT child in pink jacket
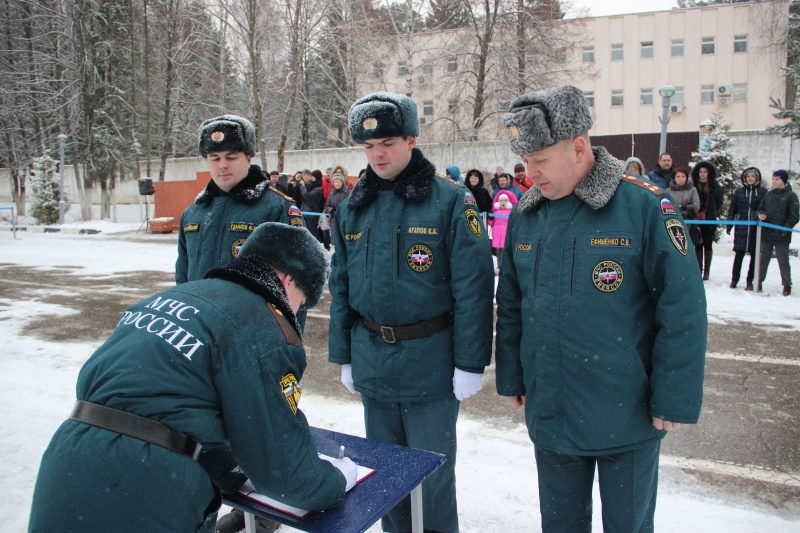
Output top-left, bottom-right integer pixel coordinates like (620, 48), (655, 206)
(489, 190), (518, 274)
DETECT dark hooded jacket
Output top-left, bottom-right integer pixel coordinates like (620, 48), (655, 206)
(691, 161), (724, 222)
(465, 169), (493, 213)
(757, 182), (800, 245)
(727, 167), (767, 253)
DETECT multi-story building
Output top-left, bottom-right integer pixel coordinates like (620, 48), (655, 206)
(361, 0), (791, 142)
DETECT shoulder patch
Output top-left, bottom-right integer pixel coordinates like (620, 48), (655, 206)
(269, 186), (295, 202)
(621, 174), (663, 196)
(280, 373), (302, 415)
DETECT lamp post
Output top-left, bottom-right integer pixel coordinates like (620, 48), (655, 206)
(57, 133), (67, 224)
(658, 84), (676, 156)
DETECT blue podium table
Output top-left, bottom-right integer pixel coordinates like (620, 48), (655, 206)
(223, 426), (446, 533)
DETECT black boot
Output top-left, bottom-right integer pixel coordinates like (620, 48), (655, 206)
(695, 248), (704, 273)
(703, 249), (713, 280)
(784, 286), (792, 297)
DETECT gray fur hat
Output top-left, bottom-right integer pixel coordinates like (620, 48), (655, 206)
(198, 114), (256, 157)
(238, 222), (329, 308)
(502, 86), (593, 156)
(348, 92), (420, 143)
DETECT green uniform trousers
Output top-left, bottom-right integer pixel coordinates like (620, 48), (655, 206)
(535, 439), (660, 533)
(362, 396), (460, 533)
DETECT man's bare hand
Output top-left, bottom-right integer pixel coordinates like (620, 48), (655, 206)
(505, 395), (525, 408)
(652, 417), (682, 431)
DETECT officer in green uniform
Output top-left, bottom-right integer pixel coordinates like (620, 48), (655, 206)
(328, 92), (494, 533)
(495, 86), (707, 533)
(176, 114), (305, 284)
(29, 223), (356, 533)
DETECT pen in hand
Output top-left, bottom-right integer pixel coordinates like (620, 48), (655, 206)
(339, 445), (345, 459)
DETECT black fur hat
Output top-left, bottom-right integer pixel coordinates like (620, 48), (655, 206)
(237, 222), (329, 308)
(348, 92), (420, 143)
(503, 86), (593, 156)
(198, 114), (256, 157)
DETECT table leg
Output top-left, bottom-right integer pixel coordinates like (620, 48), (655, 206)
(244, 511), (256, 533)
(410, 485), (423, 533)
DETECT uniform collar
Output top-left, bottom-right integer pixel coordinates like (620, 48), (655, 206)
(347, 148), (436, 209)
(517, 147), (624, 213)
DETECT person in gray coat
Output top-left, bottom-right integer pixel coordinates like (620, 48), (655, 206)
(669, 167), (701, 246)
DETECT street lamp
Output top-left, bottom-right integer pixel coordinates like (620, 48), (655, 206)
(57, 133), (67, 225)
(658, 84), (676, 156)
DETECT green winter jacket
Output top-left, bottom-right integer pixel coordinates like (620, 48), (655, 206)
(176, 164), (305, 283)
(328, 148), (494, 402)
(495, 147), (707, 455)
(29, 271), (345, 532)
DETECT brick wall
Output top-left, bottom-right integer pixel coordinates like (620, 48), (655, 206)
(150, 171), (208, 232)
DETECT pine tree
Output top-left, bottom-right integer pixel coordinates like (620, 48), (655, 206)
(30, 151), (64, 225)
(691, 110), (748, 241)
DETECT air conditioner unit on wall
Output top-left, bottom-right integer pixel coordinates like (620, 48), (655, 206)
(719, 96), (731, 106)
(418, 76), (426, 85)
(419, 116), (428, 125)
(671, 104), (683, 113)
(718, 84), (733, 96)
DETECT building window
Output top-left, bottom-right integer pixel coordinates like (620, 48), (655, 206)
(611, 90), (624, 107)
(422, 61), (433, 76)
(423, 101), (434, 116)
(371, 63), (384, 79)
(447, 56), (458, 72)
(672, 87), (684, 106)
(734, 35), (748, 53)
(584, 91), (594, 108)
(641, 42), (654, 60)
(397, 61), (409, 76)
(640, 88), (653, 106)
(611, 43), (623, 61)
(701, 85), (715, 104)
(582, 46), (594, 63)
(671, 39), (684, 57)
(701, 37), (715, 55)
(733, 83), (747, 102)
(448, 98), (458, 112)
(472, 56), (481, 73)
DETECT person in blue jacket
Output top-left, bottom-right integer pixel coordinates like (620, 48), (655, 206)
(29, 223), (357, 533)
(176, 114), (305, 284)
(495, 86), (707, 533)
(328, 92), (494, 533)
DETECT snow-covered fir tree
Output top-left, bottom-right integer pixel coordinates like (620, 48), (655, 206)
(692, 110), (747, 200)
(30, 151), (64, 225)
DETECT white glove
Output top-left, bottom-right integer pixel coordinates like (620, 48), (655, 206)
(340, 364), (356, 394)
(453, 368), (482, 401)
(321, 456), (358, 491)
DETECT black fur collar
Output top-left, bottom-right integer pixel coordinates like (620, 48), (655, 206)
(347, 148), (436, 209)
(205, 256), (301, 338)
(196, 165), (269, 205)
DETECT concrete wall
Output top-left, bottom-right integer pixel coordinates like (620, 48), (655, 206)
(2, 132), (798, 223)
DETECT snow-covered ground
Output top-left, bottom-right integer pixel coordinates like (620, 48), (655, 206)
(1, 224), (799, 532)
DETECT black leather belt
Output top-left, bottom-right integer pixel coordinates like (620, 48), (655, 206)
(360, 312), (454, 344)
(69, 400), (202, 460)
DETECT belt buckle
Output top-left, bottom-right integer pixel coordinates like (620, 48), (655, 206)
(380, 326), (396, 344)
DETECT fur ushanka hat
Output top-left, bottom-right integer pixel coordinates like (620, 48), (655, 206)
(237, 222), (329, 308)
(348, 92), (420, 143)
(502, 85), (593, 156)
(198, 114), (257, 157)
